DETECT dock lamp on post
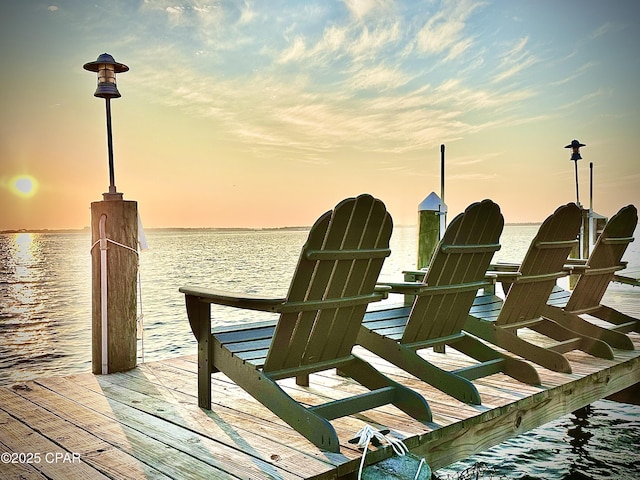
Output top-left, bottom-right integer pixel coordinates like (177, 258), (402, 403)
(565, 139), (587, 260)
(564, 139), (585, 208)
(83, 53), (129, 201)
(84, 53), (138, 376)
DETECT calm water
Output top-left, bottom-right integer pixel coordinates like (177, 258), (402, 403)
(1, 224), (639, 479)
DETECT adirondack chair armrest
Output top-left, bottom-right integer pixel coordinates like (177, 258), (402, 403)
(377, 277), (495, 295)
(402, 269), (428, 282)
(374, 284), (393, 296)
(488, 262), (520, 272)
(179, 285), (287, 312)
(562, 262), (589, 273)
(376, 281), (426, 295)
(564, 258), (587, 266)
(614, 273), (640, 286)
(485, 270), (522, 282)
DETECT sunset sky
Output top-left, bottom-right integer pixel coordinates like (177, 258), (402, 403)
(1, 0), (639, 230)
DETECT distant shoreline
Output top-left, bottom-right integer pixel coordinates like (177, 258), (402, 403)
(0, 223), (542, 234)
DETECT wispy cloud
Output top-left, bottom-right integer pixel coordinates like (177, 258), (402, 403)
(557, 88), (610, 111)
(549, 61), (596, 86)
(589, 22), (620, 40)
(347, 64), (412, 91)
(492, 36), (539, 83)
(344, 0), (394, 21)
(414, 0), (482, 60)
(125, 0), (545, 158)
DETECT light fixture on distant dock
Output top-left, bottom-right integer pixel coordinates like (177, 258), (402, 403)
(83, 53), (129, 201)
(565, 139), (586, 207)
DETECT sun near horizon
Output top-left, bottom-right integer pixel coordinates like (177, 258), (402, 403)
(8, 175), (39, 199)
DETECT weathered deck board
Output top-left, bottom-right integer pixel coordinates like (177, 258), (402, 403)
(0, 389), (172, 480)
(0, 286), (638, 479)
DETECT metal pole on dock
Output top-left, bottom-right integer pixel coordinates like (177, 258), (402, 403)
(589, 161), (594, 256)
(85, 53), (138, 374)
(440, 144), (446, 238)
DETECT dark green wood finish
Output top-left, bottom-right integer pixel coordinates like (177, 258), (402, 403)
(543, 204), (638, 345)
(359, 200), (540, 405)
(465, 203), (615, 374)
(179, 194), (431, 452)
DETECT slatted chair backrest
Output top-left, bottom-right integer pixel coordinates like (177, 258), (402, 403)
(263, 194), (392, 373)
(401, 199), (503, 344)
(496, 203), (581, 327)
(565, 205), (637, 313)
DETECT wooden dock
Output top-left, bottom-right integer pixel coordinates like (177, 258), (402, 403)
(1, 286), (639, 480)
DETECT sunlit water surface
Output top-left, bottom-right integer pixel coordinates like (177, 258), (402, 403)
(1, 225), (638, 479)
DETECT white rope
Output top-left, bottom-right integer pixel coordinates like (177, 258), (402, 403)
(107, 238), (139, 255)
(353, 425), (409, 480)
(89, 237), (139, 256)
(137, 213), (147, 364)
(414, 458), (426, 480)
(137, 267), (145, 364)
(90, 230), (144, 369)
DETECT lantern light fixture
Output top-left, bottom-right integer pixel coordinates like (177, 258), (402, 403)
(564, 139), (586, 162)
(83, 53), (129, 200)
(83, 53), (129, 99)
(564, 139), (586, 207)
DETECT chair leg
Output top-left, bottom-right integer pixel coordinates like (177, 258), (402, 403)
(592, 305), (640, 334)
(340, 356), (432, 422)
(453, 335), (541, 386)
(197, 336), (212, 409)
(542, 305), (634, 350)
(464, 315), (572, 373)
(529, 318), (614, 360)
(213, 342), (341, 452)
(184, 296), (214, 409)
(358, 328), (481, 404)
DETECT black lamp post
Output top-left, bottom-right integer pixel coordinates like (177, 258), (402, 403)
(84, 53), (129, 200)
(564, 139), (586, 207)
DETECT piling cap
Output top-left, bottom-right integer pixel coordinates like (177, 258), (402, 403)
(418, 192), (447, 212)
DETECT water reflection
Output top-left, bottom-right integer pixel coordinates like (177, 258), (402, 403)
(6, 234), (45, 311)
(434, 401), (640, 480)
(0, 232), (92, 384)
(568, 406), (593, 454)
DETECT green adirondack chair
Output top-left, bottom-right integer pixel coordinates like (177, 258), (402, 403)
(543, 204), (638, 346)
(464, 203), (614, 374)
(179, 194), (431, 452)
(358, 200), (540, 405)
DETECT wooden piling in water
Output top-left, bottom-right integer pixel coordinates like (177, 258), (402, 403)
(417, 192), (446, 269)
(90, 199), (138, 374)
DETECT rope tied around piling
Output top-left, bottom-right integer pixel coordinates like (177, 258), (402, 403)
(90, 237), (139, 256)
(90, 215), (146, 371)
